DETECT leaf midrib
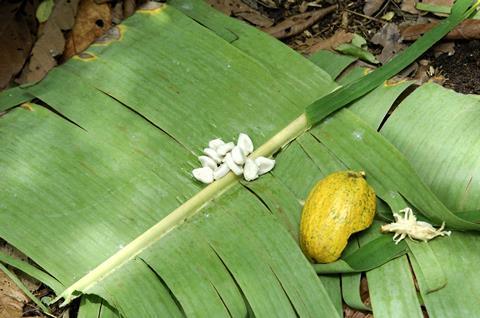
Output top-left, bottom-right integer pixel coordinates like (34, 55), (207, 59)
(55, 114), (308, 305)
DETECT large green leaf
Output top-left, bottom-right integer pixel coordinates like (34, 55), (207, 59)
(0, 4), (340, 316)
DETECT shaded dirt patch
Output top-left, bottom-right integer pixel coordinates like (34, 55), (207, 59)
(434, 40), (480, 94)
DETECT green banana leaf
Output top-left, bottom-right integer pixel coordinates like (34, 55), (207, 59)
(1, 4), (339, 317)
(1, 1), (480, 317)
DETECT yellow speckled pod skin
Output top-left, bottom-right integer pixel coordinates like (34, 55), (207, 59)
(300, 171), (376, 263)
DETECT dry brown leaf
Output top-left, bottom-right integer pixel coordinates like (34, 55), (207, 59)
(0, 270), (29, 318)
(236, 12), (274, 27)
(207, 0), (273, 27)
(64, 0), (112, 59)
(401, 0), (419, 14)
(363, 0), (385, 16)
(263, 5), (337, 39)
(123, 0), (136, 19)
(17, 0), (80, 85)
(401, 20), (442, 40)
(53, 0), (82, 30)
(17, 20), (64, 84)
(398, 61), (419, 79)
(443, 19), (480, 39)
(304, 29), (354, 54)
(0, 3), (36, 89)
(344, 305), (373, 318)
(401, 19), (480, 40)
(112, 2), (124, 23)
(299, 1), (309, 13)
(413, 59), (433, 84)
(433, 41), (455, 57)
(371, 23), (406, 64)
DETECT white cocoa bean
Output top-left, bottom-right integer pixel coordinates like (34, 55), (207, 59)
(192, 167), (214, 184)
(225, 153), (243, 176)
(204, 147), (222, 163)
(216, 142), (235, 156)
(213, 163), (230, 180)
(243, 158), (259, 181)
(208, 138), (225, 150)
(255, 157), (275, 175)
(237, 133), (254, 155)
(198, 155), (217, 170)
(231, 146), (246, 165)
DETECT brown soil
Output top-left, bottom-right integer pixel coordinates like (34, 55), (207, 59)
(249, 0), (480, 95)
(433, 40), (480, 94)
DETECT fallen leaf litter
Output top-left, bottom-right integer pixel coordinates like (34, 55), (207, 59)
(192, 133), (275, 184)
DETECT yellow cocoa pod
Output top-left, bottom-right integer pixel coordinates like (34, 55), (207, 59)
(299, 170), (376, 263)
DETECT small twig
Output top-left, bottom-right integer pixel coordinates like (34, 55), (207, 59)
(316, 23), (338, 37)
(306, 3), (325, 9)
(345, 9), (387, 24)
(373, 0), (393, 18)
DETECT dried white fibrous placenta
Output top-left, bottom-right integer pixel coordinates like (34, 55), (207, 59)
(381, 208), (451, 244)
